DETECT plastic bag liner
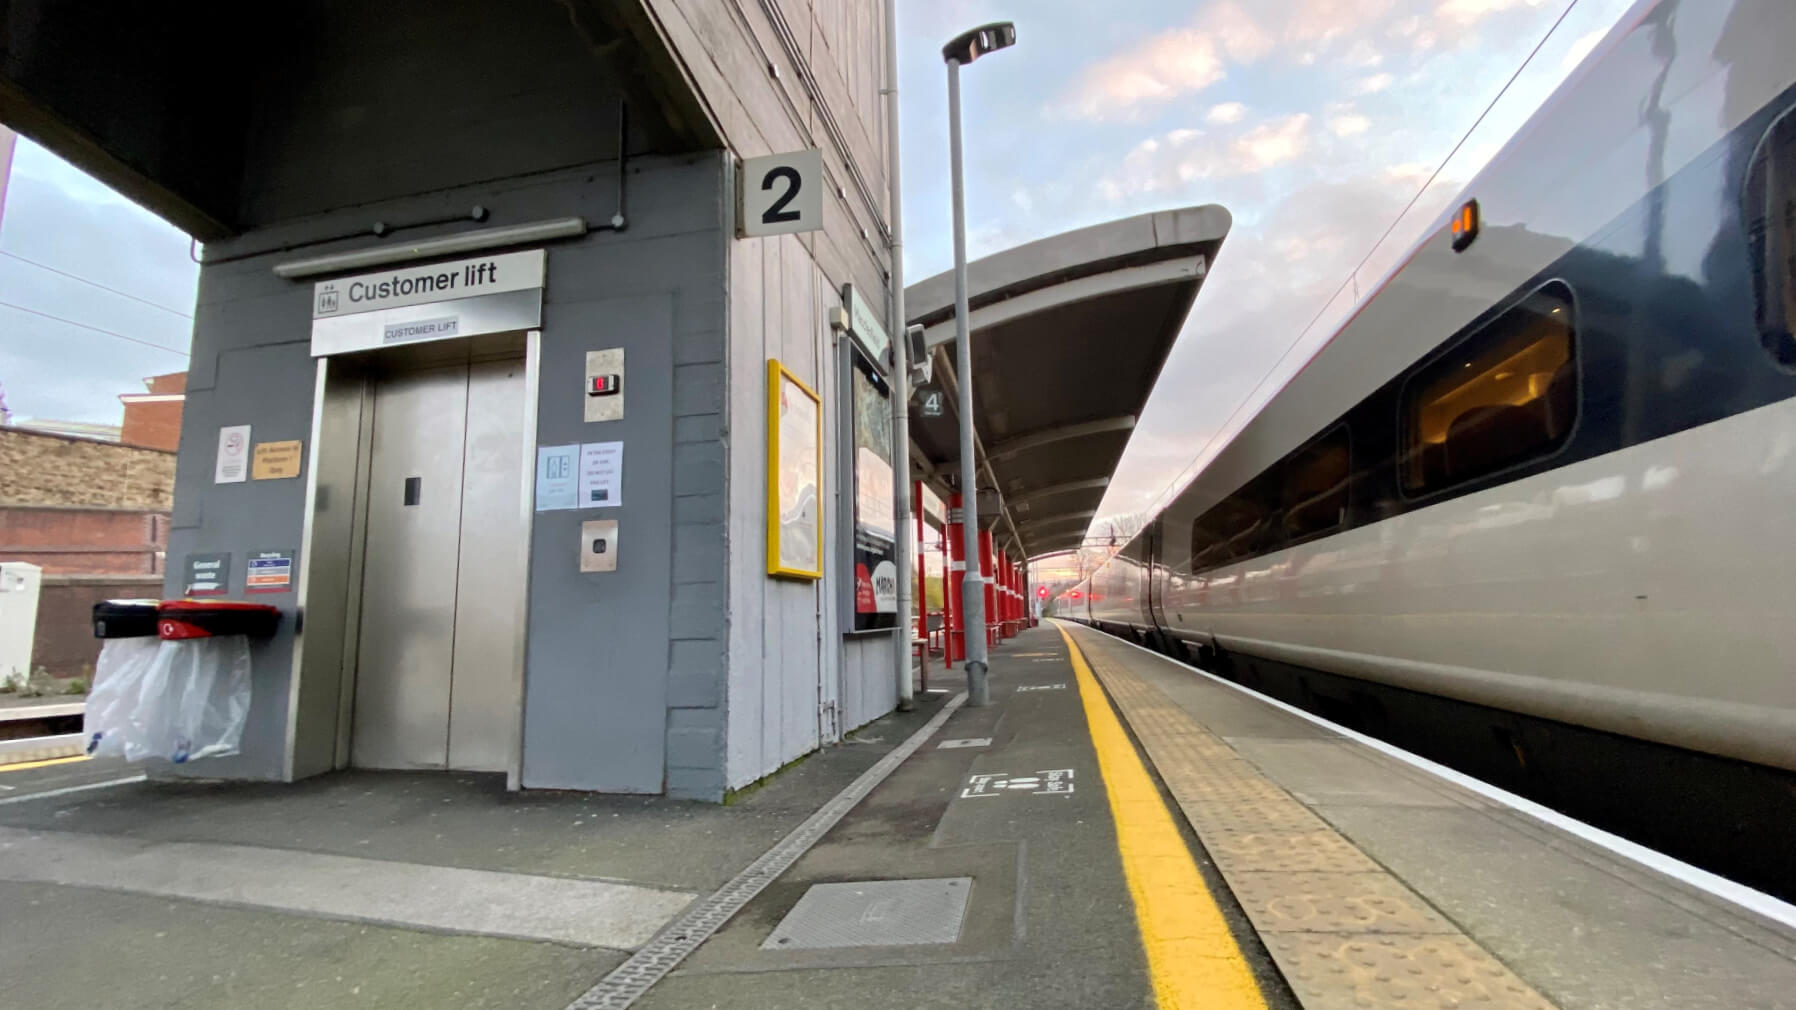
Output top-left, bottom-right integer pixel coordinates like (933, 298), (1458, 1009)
(85, 636), (253, 764)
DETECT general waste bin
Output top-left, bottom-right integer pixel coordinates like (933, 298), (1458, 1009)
(93, 599), (161, 639)
(157, 600), (281, 640)
(84, 600), (278, 763)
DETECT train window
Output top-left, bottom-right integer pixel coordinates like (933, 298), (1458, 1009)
(1402, 281), (1577, 494)
(1745, 105), (1796, 369)
(1188, 474), (1280, 572)
(1283, 427), (1349, 540)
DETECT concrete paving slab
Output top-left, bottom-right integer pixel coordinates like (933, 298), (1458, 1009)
(0, 879), (619, 1010)
(1316, 803), (1796, 1010)
(0, 825), (694, 949)
(1224, 738), (1468, 808)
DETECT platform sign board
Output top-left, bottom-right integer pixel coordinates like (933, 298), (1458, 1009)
(246, 550), (294, 594)
(739, 149), (824, 238)
(183, 552), (231, 597)
(918, 385), (945, 418)
(310, 249), (545, 356)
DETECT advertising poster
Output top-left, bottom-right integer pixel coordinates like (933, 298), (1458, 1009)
(767, 360), (822, 578)
(851, 356), (898, 630)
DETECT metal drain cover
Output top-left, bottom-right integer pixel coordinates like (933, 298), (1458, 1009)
(761, 878), (972, 950)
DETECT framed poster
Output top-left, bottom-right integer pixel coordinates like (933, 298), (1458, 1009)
(848, 350), (898, 631)
(767, 359), (823, 579)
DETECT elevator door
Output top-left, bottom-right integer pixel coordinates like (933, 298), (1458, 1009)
(351, 358), (526, 771)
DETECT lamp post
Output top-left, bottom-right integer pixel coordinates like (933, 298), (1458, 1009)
(942, 21), (1015, 707)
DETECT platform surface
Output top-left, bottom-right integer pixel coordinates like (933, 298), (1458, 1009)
(2, 623), (1794, 1009)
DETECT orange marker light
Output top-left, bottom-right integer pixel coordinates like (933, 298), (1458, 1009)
(1451, 199), (1480, 252)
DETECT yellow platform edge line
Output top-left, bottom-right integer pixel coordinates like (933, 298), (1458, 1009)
(1054, 621), (1269, 1010)
(0, 753), (90, 773)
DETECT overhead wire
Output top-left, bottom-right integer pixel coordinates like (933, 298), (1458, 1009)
(0, 299), (190, 356)
(0, 249), (194, 318)
(1137, 0), (1587, 518)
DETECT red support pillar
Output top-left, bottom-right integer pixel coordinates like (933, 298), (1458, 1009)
(1005, 553), (1020, 632)
(946, 494), (966, 665)
(979, 528), (997, 650)
(914, 481), (928, 690)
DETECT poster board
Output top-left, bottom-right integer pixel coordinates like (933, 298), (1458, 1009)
(766, 359), (823, 579)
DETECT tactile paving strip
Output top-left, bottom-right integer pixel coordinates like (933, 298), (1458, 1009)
(1062, 625), (1560, 1010)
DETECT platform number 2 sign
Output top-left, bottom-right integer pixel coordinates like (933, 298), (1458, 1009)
(740, 149), (824, 238)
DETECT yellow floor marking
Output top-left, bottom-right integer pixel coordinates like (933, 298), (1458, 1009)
(0, 754), (90, 773)
(1055, 622), (1268, 1010)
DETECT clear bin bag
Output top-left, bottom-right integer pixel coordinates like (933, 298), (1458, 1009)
(85, 636), (253, 763)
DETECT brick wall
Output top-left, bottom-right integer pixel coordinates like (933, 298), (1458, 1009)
(121, 399), (183, 451)
(31, 575), (164, 679)
(0, 427), (176, 508)
(0, 506), (168, 574)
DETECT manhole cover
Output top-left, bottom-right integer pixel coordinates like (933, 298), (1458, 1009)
(761, 878), (972, 950)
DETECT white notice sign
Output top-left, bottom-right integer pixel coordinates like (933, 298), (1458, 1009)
(214, 425), (251, 484)
(535, 444), (578, 511)
(578, 441), (624, 508)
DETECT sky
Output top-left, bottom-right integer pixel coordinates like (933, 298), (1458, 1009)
(0, 0), (1634, 533)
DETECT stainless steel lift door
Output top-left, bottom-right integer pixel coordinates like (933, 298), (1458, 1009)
(446, 358), (528, 772)
(351, 360), (526, 771)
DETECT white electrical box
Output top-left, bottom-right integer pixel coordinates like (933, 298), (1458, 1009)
(0, 562), (44, 689)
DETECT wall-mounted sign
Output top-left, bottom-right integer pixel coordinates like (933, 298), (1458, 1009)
(918, 385), (945, 418)
(251, 440), (303, 480)
(578, 441), (623, 507)
(767, 359), (823, 579)
(246, 550), (294, 594)
(183, 552), (231, 597)
(535, 444), (578, 512)
(849, 350), (897, 631)
(214, 425), (250, 484)
(739, 149), (824, 238)
(840, 283), (891, 369)
(310, 249), (545, 356)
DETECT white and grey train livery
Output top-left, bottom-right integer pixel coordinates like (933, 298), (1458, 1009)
(1069, 0), (1796, 897)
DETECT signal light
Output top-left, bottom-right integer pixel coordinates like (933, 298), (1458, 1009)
(1069, 590), (1082, 599)
(1037, 585), (1048, 598)
(1450, 199), (1480, 253)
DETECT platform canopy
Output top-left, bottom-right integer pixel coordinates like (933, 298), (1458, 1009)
(906, 205), (1231, 561)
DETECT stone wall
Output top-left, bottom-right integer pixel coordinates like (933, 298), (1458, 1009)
(0, 428), (176, 508)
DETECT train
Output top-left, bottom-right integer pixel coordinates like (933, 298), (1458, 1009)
(1066, 0), (1796, 896)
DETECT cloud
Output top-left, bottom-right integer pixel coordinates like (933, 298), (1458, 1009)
(1329, 113), (1371, 136)
(1102, 114), (1312, 200)
(1054, 31), (1225, 120)
(1202, 1), (1277, 62)
(1436, 0), (1549, 26)
(1341, 39), (1385, 68)
(1207, 102), (1249, 125)
(1011, 189), (1034, 213)
(1353, 72), (1396, 94)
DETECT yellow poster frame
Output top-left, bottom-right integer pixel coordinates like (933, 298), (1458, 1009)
(766, 358), (824, 579)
